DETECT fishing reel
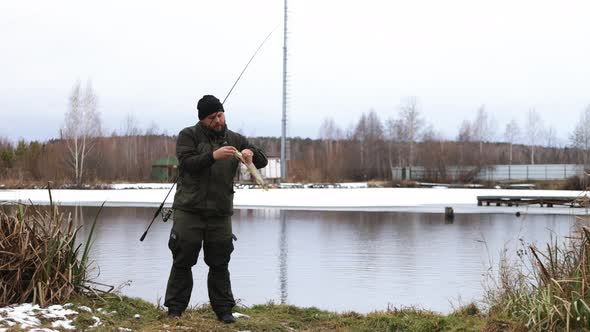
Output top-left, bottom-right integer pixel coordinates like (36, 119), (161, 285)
(161, 208), (173, 222)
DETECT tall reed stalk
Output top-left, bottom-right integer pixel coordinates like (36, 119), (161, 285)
(487, 219), (590, 331)
(0, 197), (102, 307)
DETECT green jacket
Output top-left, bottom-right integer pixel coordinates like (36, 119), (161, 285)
(172, 123), (268, 216)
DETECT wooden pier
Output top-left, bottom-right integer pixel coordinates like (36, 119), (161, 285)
(477, 195), (590, 208)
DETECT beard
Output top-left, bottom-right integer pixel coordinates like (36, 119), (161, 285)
(212, 123), (228, 137)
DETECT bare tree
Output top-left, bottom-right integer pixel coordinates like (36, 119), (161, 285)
(364, 111), (384, 141)
(420, 124), (448, 180)
(60, 80), (102, 185)
(145, 121), (160, 136)
(353, 110), (385, 179)
(525, 109), (544, 165)
(319, 116), (342, 155)
(122, 112), (141, 178)
(122, 113), (141, 136)
(398, 97), (423, 167)
(421, 124), (437, 141)
(353, 113), (368, 169)
(457, 120), (471, 141)
(571, 105), (590, 165)
(318, 117), (345, 181)
(504, 118), (521, 165)
(544, 125), (558, 148)
(456, 119), (473, 167)
(385, 117), (405, 169)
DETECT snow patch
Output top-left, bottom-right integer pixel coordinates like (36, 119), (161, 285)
(110, 183), (174, 190)
(51, 319), (75, 330)
(0, 303), (41, 329)
(337, 182), (369, 188)
(0, 303), (78, 330)
(78, 306), (92, 313)
(91, 316), (101, 328)
(232, 312), (251, 319)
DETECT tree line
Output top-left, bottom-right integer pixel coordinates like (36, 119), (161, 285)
(1, 83), (589, 185)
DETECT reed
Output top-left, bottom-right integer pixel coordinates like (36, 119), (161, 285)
(487, 219), (590, 331)
(0, 198), (102, 307)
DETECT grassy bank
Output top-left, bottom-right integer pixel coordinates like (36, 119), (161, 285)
(1, 294), (511, 332)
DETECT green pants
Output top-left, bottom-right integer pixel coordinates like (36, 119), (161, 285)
(164, 209), (236, 315)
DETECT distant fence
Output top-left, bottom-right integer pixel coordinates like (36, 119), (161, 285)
(392, 164), (586, 182)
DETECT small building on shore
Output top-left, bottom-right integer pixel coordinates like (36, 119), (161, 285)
(151, 156), (178, 182)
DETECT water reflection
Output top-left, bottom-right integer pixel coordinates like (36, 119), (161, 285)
(54, 207), (582, 314)
(279, 210), (288, 304)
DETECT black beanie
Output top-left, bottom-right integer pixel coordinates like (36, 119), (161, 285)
(197, 95), (224, 120)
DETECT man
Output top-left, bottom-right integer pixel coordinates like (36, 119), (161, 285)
(165, 95), (268, 323)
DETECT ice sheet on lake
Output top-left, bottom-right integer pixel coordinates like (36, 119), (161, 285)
(0, 186), (588, 215)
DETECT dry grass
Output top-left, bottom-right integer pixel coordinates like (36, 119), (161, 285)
(486, 219), (590, 331)
(0, 196), (101, 307)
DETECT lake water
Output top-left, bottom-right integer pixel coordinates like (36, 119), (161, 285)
(65, 206), (583, 314)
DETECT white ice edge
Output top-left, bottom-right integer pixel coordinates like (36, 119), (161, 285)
(0, 187), (589, 215)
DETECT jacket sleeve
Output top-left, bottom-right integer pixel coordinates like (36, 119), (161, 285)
(238, 134), (268, 169)
(176, 128), (215, 174)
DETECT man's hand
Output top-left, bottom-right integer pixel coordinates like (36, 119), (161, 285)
(241, 149), (254, 164)
(213, 146), (237, 160)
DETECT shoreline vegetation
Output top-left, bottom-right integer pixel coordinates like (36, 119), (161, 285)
(2, 198), (590, 331)
(0, 202), (99, 308)
(0, 295), (494, 332)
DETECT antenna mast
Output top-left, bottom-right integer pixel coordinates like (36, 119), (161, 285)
(281, 0), (289, 180)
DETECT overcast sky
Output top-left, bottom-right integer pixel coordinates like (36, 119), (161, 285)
(1, 0), (589, 144)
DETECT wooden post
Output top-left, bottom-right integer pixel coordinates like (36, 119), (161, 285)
(445, 207), (454, 221)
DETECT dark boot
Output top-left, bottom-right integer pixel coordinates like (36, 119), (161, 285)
(167, 310), (182, 319)
(217, 311), (236, 324)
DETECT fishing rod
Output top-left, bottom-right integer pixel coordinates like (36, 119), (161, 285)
(222, 25), (279, 105)
(139, 25), (278, 242)
(139, 183), (175, 242)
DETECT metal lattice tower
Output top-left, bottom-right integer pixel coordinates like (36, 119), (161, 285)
(280, 0), (288, 180)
